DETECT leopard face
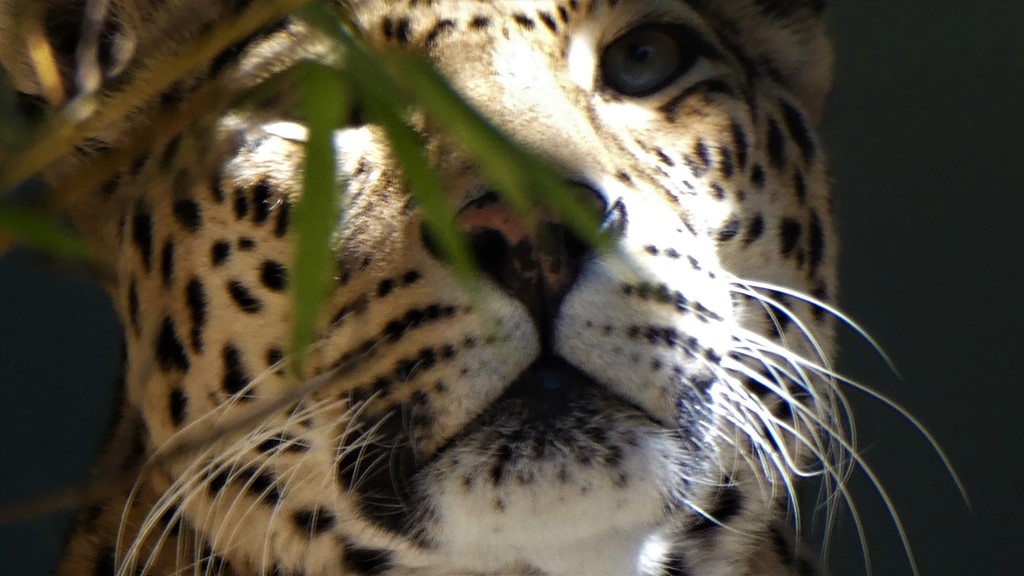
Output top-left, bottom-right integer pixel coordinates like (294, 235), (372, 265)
(3, 0), (839, 574)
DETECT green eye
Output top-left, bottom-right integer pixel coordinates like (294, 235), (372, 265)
(600, 25), (699, 97)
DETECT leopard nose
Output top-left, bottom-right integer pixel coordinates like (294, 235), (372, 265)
(452, 184), (620, 343)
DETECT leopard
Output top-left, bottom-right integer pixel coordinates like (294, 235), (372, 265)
(1, 0), (844, 574)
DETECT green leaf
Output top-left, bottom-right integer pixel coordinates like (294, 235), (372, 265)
(0, 204), (91, 260)
(389, 55), (607, 252)
(289, 61), (349, 377)
(299, 6), (477, 284)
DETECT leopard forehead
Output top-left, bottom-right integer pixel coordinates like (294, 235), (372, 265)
(20, 1), (842, 575)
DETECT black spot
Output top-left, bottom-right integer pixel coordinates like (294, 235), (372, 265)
(779, 218), (803, 256)
(222, 344), (251, 397)
(662, 547), (693, 576)
(260, 260), (288, 291)
(238, 237), (257, 251)
(780, 100), (815, 161)
(656, 148), (675, 166)
(772, 528), (795, 565)
(793, 169), (807, 203)
(766, 120), (790, 174)
(750, 165), (766, 188)
(266, 347), (284, 368)
(128, 155), (147, 178)
(198, 549), (229, 575)
(811, 283), (829, 321)
(731, 120), (749, 168)
(381, 16), (394, 39)
(101, 175), (120, 198)
(538, 11), (558, 32)
(251, 179), (273, 223)
(131, 205), (153, 271)
(159, 505), (182, 536)
(156, 317), (190, 372)
(695, 140), (712, 169)
(293, 508), (336, 535)
(716, 217), (741, 242)
(211, 240), (231, 265)
(185, 278), (207, 352)
(342, 539), (394, 575)
(208, 468), (230, 496)
(160, 135), (182, 169)
(395, 17), (412, 44)
(377, 278), (395, 298)
(718, 146), (735, 178)
(425, 19), (456, 47)
(710, 183), (726, 200)
(160, 81), (187, 110)
(210, 42), (243, 76)
(808, 213), (825, 270)
(513, 13), (535, 29)
(208, 19), (288, 77)
(172, 198), (202, 231)
(210, 172), (225, 203)
(160, 239), (175, 288)
(257, 433), (309, 453)
(127, 279), (140, 335)
(274, 200), (291, 237)
(233, 187), (250, 219)
(688, 484), (742, 534)
(743, 214), (765, 245)
(772, 293), (793, 334)
(469, 15), (491, 29)
(227, 281), (263, 312)
(169, 387), (187, 426)
(238, 467), (281, 504)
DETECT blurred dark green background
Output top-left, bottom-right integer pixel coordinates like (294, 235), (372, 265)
(2, 1), (1022, 574)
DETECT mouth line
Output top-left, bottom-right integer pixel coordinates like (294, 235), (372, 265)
(425, 356), (661, 463)
(368, 357), (681, 539)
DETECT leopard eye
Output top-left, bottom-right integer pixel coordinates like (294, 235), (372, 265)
(600, 25), (700, 97)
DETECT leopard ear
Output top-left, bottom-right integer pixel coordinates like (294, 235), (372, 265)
(0, 0), (135, 103)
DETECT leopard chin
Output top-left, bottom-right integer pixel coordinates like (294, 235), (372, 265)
(414, 359), (698, 575)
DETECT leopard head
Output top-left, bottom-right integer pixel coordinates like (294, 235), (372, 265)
(3, 0), (839, 574)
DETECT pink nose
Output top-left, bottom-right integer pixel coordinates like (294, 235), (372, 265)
(453, 187), (610, 345)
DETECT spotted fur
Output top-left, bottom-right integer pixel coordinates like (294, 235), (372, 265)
(2, 1), (840, 574)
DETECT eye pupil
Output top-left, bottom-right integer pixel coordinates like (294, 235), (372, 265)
(628, 44), (653, 62)
(600, 25), (698, 97)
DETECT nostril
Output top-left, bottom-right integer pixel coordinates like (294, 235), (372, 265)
(561, 225), (589, 269)
(469, 229), (512, 283)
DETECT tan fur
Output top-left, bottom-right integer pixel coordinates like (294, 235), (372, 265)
(4, 1), (839, 574)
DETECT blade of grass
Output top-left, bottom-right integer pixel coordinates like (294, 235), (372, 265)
(300, 5), (606, 252)
(0, 204), (91, 260)
(0, 0), (312, 193)
(388, 55), (607, 252)
(289, 61), (348, 377)
(297, 3), (477, 283)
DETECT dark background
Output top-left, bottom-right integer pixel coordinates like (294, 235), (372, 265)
(2, 1), (1022, 574)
